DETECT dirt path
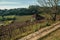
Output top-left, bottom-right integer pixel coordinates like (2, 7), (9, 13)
(18, 22), (60, 40)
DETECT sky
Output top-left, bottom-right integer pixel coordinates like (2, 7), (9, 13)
(0, 0), (38, 9)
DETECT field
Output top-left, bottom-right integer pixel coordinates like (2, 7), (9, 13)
(10, 14), (53, 40)
(38, 29), (60, 40)
(0, 14), (60, 40)
(15, 15), (32, 22)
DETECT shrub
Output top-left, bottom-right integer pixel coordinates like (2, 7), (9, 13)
(46, 22), (51, 26)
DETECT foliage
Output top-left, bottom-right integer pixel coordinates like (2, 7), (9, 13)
(0, 15), (16, 21)
(0, 5), (41, 16)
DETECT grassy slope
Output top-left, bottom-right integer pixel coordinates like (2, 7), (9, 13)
(38, 14), (60, 40)
(11, 14), (55, 40)
(38, 29), (60, 40)
(1, 14), (59, 40)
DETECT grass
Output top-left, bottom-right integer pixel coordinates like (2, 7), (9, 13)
(38, 29), (60, 40)
(1, 14), (60, 40)
(11, 20), (54, 40)
(4, 15), (15, 18)
(0, 15), (15, 26)
(15, 15), (32, 22)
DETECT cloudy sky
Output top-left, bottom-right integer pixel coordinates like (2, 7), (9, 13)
(0, 0), (38, 9)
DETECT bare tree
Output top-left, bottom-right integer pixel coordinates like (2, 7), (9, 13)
(37, 0), (60, 21)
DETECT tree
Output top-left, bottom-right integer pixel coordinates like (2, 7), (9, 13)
(28, 5), (41, 14)
(37, 0), (60, 21)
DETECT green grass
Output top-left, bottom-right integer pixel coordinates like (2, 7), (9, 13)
(4, 15), (15, 18)
(0, 15), (15, 26)
(15, 15), (32, 22)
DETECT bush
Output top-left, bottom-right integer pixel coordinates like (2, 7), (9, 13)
(0, 16), (16, 21)
(5, 17), (16, 20)
(46, 22), (51, 26)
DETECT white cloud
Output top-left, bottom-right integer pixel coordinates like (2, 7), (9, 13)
(0, 0), (37, 9)
(0, 5), (29, 9)
(0, 6), (19, 9)
(0, 1), (19, 4)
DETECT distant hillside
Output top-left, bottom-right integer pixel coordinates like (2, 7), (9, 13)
(0, 5), (60, 16)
